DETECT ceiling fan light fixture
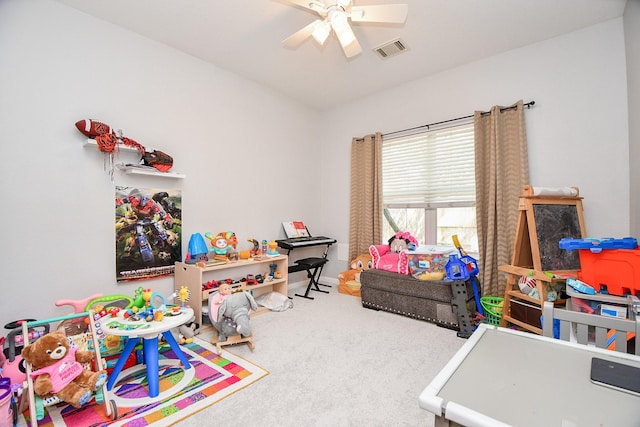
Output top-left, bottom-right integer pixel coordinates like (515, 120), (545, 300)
(336, 0), (351, 8)
(311, 20), (331, 45)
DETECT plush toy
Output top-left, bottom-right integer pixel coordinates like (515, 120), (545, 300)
(338, 253), (372, 296)
(21, 328), (107, 408)
(168, 315), (198, 344)
(369, 231), (419, 275)
(211, 291), (258, 341)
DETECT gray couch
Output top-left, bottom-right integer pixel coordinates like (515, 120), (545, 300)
(360, 269), (477, 337)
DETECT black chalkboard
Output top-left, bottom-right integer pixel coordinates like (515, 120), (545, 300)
(532, 203), (582, 271)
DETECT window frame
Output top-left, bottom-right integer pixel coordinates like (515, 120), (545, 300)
(381, 121), (477, 250)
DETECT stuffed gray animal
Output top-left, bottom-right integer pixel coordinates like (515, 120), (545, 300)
(212, 291), (258, 341)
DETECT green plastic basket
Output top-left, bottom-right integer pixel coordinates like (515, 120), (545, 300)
(480, 296), (504, 326)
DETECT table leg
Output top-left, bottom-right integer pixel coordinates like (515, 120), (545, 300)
(161, 331), (192, 369)
(143, 336), (160, 397)
(106, 337), (139, 391)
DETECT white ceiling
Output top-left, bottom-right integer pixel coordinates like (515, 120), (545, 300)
(53, 0), (627, 111)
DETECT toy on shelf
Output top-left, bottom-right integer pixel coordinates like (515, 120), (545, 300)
(268, 263), (278, 278)
(186, 233), (209, 264)
(75, 119), (146, 179)
(248, 238), (260, 257)
(224, 232), (239, 249)
(267, 240), (279, 256)
(205, 232), (231, 260)
(369, 231), (418, 275)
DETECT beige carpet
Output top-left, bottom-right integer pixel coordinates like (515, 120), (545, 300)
(179, 285), (467, 427)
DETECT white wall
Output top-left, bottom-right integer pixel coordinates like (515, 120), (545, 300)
(0, 0), (634, 328)
(0, 0), (321, 328)
(319, 18), (631, 278)
(625, 0), (640, 237)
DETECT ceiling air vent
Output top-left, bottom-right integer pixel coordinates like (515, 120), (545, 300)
(373, 38), (408, 59)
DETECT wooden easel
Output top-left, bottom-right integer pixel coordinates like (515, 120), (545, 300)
(499, 185), (586, 334)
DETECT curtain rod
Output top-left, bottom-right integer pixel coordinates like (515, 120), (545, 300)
(381, 100), (535, 139)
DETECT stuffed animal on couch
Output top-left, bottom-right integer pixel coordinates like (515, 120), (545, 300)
(338, 253), (373, 296)
(211, 291), (258, 341)
(369, 231), (419, 275)
(21, 328), (107, 408)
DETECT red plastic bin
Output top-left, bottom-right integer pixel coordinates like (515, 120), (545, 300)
(577, 248), (640, 297)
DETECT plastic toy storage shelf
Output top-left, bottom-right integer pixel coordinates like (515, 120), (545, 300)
(174, 254), (288, 326)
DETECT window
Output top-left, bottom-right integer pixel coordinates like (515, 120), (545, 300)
(382, 122), (478, 254)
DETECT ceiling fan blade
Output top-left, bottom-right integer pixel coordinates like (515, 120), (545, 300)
(342, 39), (362, 58)
(282, 19), (322, 48)
(337, 25), (362, 58)
(350, 4), (408, 24)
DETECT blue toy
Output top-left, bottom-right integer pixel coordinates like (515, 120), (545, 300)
(186, 233), (208, 263)
(566, 278), (596, 295)
(450, 235), (483, 315)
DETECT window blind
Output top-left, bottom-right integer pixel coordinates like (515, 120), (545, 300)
(382, 123), (475, 205)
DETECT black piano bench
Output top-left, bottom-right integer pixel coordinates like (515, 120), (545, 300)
(294, 257), (330, 300)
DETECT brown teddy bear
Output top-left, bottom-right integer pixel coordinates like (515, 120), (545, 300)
(21, 328), (107, 408)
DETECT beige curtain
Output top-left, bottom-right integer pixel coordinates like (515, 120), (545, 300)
(348, 132), (383, 261)
(474, 100), (529, 297)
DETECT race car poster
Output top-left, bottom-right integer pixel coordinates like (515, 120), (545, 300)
(115, 186), (182, 282)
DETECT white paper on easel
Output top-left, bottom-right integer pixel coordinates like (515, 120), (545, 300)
(531, 186), (578, 197)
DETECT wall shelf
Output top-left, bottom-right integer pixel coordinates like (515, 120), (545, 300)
(116, 164), (185, 179)
(83, 138), (140, 153)
(83, 138), (185, 179)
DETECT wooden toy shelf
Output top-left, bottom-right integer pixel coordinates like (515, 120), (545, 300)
(174, 254), (288, 325)
(499, 265), (570, 334)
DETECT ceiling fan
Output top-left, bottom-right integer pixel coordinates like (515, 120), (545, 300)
(281, 0), (408, 58)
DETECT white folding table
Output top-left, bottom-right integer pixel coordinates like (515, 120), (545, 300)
(419, 323), (640, 427)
